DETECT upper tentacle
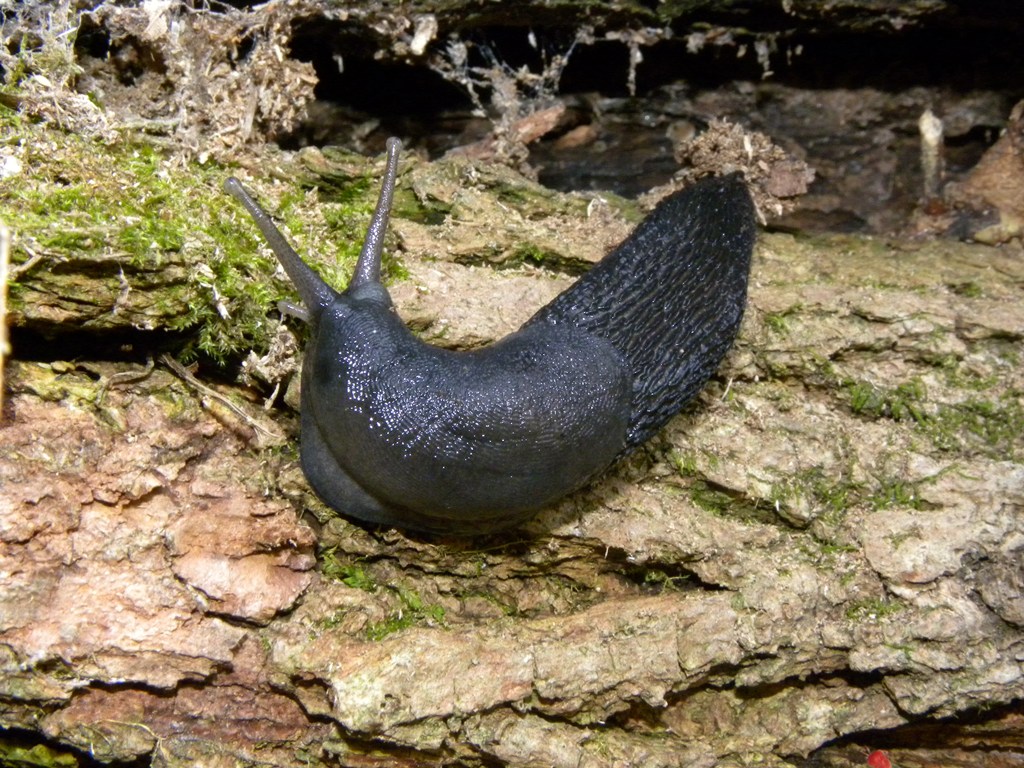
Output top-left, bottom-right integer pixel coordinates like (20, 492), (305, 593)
(349, 137), (402, 292)
(224, 176), (338, 322)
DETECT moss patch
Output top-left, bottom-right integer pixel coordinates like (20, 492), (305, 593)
(320, 548), (447, 640)
(0, 107), (407, 366)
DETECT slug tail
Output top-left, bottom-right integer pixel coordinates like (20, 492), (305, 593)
(224, 177), (337, 320)
(526, 173), (756, 450)
(349, 137), (402, 291)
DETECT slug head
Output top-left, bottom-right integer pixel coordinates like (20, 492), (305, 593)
(223, 137), (403, 322)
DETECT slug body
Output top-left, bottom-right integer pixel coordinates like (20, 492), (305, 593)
(225, 138), (755, 535)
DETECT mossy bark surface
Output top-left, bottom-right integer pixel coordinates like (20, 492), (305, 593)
(1, 2), (1023, 767)
(3, 134), (1023, 766)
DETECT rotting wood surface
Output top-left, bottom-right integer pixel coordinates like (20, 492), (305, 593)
(2, 1), (1023, 764)
(2, 202), (1022, 765)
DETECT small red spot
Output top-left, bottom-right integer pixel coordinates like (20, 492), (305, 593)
(867, 750), (892, 768)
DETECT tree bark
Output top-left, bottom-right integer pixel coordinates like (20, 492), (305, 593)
(3, 166), (1022, 764)
(2, 2), (1023, 766)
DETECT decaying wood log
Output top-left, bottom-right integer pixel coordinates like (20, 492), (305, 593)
(2, 3), (1023, 764)
(2, 172), (1022, 764)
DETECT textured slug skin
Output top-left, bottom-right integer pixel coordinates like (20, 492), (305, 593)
(225, 141), (755, 535)
(528, 172), (756, 450)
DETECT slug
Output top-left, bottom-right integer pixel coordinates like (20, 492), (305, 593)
(225, 138), (755, 535)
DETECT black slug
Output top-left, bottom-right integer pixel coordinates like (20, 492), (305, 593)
(225, 138), (755, 535)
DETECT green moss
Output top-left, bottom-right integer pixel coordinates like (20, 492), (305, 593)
(321, 175), (374, 208)
(769, 465), (928, 538)
(667, 448), (724, 479)
(844, 365), (1022, 461)
(669, 449), (700, 476)
(365, 585), (447, 642)
(319, 548), (446, 640)
(763, 313), (789, 334)
(393, 186), (448, 226)
(283, 172), (408, 289)
(845, 597), (905, 622)
(319, 548), (377, 591)
(885, 526), (923, 550)
(820, 542), (858, 556)
(0, 120), (241, 360)
(770, 465), (859, 525)
(868, 478), (922, 510)
(847, 378), (928, 423)
(688, 481), (735, 517)
(641, 569), (690, 592)
(947, 281), (983, 298)
(493, 183), (560, 211)
(924, 395), (1024, 460)
(513, 242), (556, 265)
(689, 479), (776, 526)
(763, 304), (803, 335)
(340, 565), (376, 592)
(0, 109), (411, 366)
(0, 739), (79, 768)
